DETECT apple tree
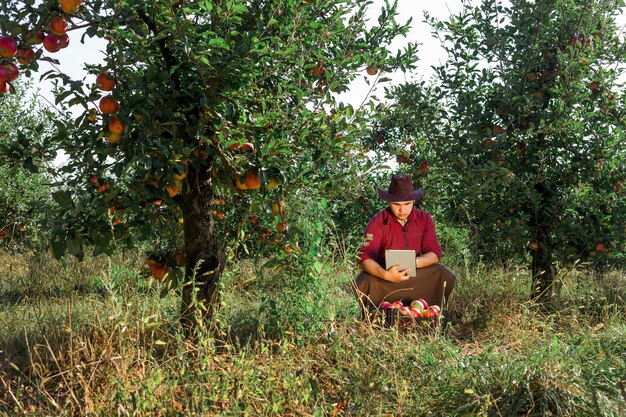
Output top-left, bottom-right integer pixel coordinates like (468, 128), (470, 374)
(379, 0), (626, 302)
(0, 0), (417, 326)
(0, 82), (57, 250)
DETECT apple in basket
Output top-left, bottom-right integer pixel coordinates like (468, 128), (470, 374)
(410, 308), (423, 318)
(410, 300), (424, 313)
(379, 301), (393, 309)
(399, 306), (412, 316)
(424, 306), (440, 319)
(392, 300), (404, 309)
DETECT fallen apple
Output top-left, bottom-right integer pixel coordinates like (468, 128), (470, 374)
(151, 264), (167, 281)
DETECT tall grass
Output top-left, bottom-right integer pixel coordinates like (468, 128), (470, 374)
(1, 249), (624, 416)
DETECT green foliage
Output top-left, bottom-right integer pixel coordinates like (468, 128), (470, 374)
(0, 83), (56, 250)
(0, 0), (418, 262)
(382, 0), (626, 279)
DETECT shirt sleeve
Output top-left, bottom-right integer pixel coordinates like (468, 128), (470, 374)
(421, 212), (443, 260)
(358, 216), (383, 265)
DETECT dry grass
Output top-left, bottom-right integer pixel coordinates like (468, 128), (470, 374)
(0, 250), (624, 416)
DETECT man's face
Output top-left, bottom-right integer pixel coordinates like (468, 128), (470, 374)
(389, 200), (414, 220)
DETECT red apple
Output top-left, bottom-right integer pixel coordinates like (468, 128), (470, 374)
(60, 0), (82, 14)
(17, 48), (36, 65)
(96, 72), (116, 91)
(399, 306), (412, 316)
(58, 33), (70, 49)
(275, 221), (288, 233)
(415, 298), (428, 310)
(379, 301), (393, 309)
(43, 34), (62, 53)
(245, 171), (261, 189)
(4, 63), (18, 82)
(595, 243), (607, 252)
(151, 264), (167, 281)
(105, 133), (121, 144)
(108, 117), (125, 134)
(424, 306), (439, 319)
(50, 16), (69, 36)
(366, 67), (378, 75)
(0, 36), (18, 58)
(87, 176), (99, 187)
(312, 63), (324, 76)
(410, 308), (423, 318)
(99, 96), (120, 114)
(240, 142), (255, 153)
(391, 300), (404, 309)
(0, 66), (7, 84)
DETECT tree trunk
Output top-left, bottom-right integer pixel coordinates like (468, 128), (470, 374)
(179, 164), (225, 332)
(531, 227), (555, 304)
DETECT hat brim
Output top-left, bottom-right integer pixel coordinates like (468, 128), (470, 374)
(378, 188), (426, 202)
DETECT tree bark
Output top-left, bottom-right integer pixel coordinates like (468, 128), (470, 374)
(529, 181), (556, 304)
(179, 163), (225, 332)
(531, 228), (555, 303)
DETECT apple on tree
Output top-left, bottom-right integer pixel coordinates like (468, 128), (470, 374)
(50, 16), (69, 36)
(0, 36), (17, 58)
(96, 72), (116, 91)
(16, 48), (36, 65)
(58, 34), (70, 49)
(60, 0), (83, 14)
(4, 63), (19, 82)
(43, 34), (61, 53)
(99, 96), (120, 114)
(108, 117), (125, 134)
(0, 66), (7, 84)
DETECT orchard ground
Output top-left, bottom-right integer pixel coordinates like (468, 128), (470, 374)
(0, 248), (624, 416)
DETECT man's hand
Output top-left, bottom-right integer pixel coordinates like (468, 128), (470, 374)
(384, 264), (410, 282)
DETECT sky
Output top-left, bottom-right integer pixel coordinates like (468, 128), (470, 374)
(30, 1), (470, 113)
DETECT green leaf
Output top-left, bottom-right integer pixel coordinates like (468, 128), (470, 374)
(52, 190), (73, 207)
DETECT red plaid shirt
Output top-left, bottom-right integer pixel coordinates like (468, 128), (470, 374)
(358, 207), (443, 266)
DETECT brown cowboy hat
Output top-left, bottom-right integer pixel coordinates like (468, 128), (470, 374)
(378, 174), (426, 202)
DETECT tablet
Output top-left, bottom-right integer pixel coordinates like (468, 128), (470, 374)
(385, 249), (417, 278)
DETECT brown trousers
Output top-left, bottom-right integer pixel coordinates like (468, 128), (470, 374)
(354, 264), (456, 314)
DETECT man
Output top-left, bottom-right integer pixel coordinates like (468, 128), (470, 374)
(355, 174), (456, 317)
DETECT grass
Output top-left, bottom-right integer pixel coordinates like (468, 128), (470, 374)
(0, 249), (625, 416)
